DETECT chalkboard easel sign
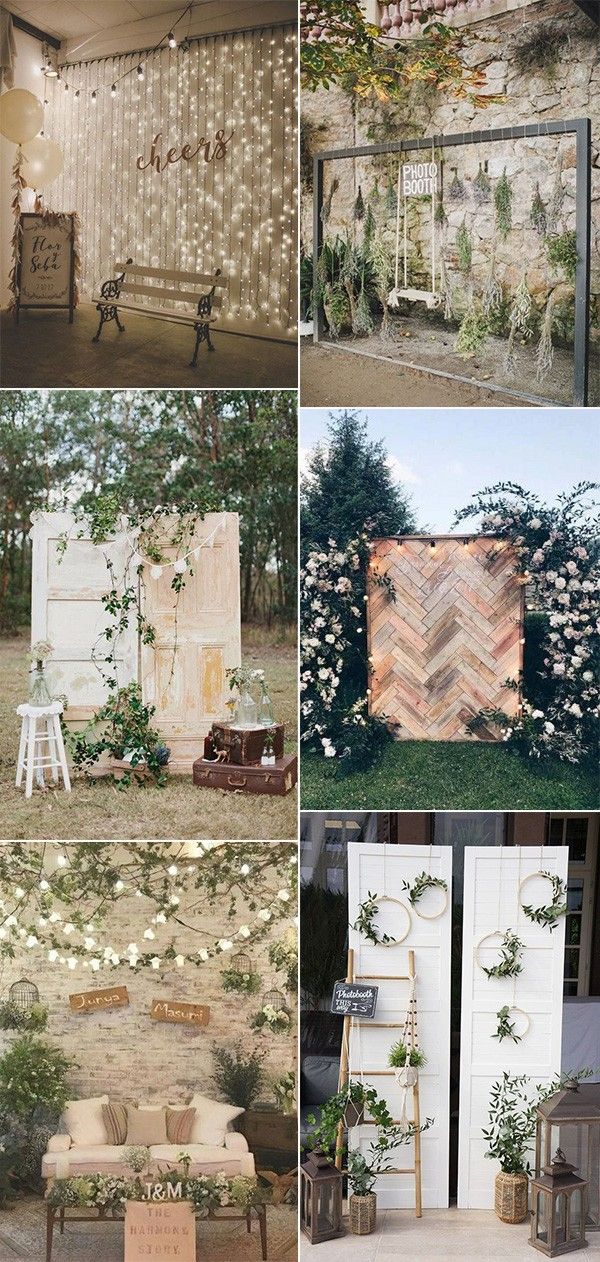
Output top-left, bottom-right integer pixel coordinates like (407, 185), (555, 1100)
(17, 212), (76, 324)
(331, 980), (378, 1019)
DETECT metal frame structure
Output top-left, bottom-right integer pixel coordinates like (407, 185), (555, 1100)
(312, 118), (592, 406)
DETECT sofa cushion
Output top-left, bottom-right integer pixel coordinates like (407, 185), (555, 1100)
(166, 1106), (196, 1144)
(126, 1104), (168, 1145)
(64, 1096), (109, 1147)
(189, 1094), (244, 1146)
(102, 1101), (128, 1145)
(301, 1056), (340, 1106)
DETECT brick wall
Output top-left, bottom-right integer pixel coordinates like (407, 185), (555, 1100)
(0, 855), (296, 1109)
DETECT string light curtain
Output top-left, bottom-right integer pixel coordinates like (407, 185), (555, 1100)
(44, 24), (297, 340)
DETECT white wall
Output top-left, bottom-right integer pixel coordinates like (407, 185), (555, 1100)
(0, 26), (44, 307)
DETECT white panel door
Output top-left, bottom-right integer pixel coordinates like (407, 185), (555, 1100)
(347, 843), (452, 1209)
(141, 513), (241, 771)
(31, 511), (137, 721)
(458, 846), (568, 1208)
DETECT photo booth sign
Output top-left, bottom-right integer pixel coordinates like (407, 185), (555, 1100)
(17, 213), (75, 321)
(402, 162), (438, 196)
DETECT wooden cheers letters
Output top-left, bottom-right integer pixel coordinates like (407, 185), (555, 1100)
(137, 129), (234, 174)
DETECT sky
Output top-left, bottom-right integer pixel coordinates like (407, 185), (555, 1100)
(299, 408), (600, 533)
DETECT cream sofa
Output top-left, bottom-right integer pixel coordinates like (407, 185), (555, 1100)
(42, 1094), (255, 1181)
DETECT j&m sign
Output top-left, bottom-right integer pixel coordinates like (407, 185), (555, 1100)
(150, 999), (210, 1027)
(69, 985), (129, 1013)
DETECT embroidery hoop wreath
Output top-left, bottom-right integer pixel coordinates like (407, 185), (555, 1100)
(492, 1004), (530, 1044)
(519, 870), (568, 932)
(401, 872), (448, 921)
(475, 929), (524, 979)
(352, 892), (411, 947)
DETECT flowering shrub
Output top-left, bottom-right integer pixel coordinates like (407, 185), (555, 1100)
(300, 535), (396, 773)
(250, 1004), (291, 1033)
(455, 482), (599, 763)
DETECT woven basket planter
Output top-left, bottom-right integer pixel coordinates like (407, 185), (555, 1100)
(494, 1171), (528, 1223)
(349, 1193), (377, 1235)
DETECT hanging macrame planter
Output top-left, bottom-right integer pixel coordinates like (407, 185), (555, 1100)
(387, 151), (441, 311)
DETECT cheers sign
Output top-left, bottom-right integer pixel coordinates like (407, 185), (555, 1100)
(402, 161), (438, 197)
(137, 128), (234, 174)
(69, 985), (129, 1013)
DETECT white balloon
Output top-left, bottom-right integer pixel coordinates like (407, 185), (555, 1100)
(21, 137), (64, 189)
(0, 88), (44, 144)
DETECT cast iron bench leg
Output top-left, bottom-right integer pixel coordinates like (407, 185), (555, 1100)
(246, 1211), (251, 1233)
(46, 1206), (54, 1262)
(60, 1206), (65, 1235)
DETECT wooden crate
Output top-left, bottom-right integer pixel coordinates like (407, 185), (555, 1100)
(367, 535), (523, 740)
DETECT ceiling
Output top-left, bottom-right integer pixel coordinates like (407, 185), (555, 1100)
(4, 0), (295, 59)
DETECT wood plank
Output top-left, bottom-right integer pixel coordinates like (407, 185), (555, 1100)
(69, 985), (129, 1013)
(115, 263), (227, 287)
(119, 281), (223, 307)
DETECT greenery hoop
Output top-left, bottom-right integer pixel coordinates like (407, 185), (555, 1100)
(401, 872), (448, 921)
(475, 929), (524, 979)
(352, 893), (411, 947)
(519, 871), (568, 932)
(492, 1005), (530, 1044)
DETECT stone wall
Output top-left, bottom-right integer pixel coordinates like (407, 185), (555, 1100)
(301, 0), (599, 333)
(0, 851), (296, 1109)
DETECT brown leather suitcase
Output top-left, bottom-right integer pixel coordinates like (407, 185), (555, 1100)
(192, 754), (297, 795)
(211, 722), (285, 765)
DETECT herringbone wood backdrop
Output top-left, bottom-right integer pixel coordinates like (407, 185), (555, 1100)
(367, 537), (523, 741)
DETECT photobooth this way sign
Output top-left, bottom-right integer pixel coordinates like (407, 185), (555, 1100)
(402, 161), (438, 196)
(331, 981), (378, 1018)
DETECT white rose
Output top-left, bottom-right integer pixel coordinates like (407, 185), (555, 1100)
(530, 518), (542, 529)
(544, 722), (555, 734)
(554, 576), (566, 589)
(553, 663), (566, 674)
(257, 910), (271, 922)
(583, 671), (593, 682)
(570, 704), (582, 718)
(238, 925), (251, 938)
(531, 710), (544, 719)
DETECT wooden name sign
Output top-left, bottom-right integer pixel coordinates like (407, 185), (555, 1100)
(69, 985), (129, 1014)
(331, 981), (378, 1019)
(402, 161), (438, 196)
(150, 999), (210, 1027)
(18, 212), (76, 322)
(125, 1201), (196, 1262)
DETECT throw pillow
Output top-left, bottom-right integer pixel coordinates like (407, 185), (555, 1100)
(189, 1094), (244, 1146)
(126, 1105), (168, 1146)
(166, 1106), (196, 1145)
(102, 1100), (128, 1145)
(64, 1096), (109, 1147)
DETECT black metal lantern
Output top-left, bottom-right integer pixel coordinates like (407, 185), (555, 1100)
(530, 1148), (588, 1256)
(8, 978), (39, 1011)
(263, 987), (286, 1011)
(300, 1149), (344, 1244)
(536, 1079), (600, 1230)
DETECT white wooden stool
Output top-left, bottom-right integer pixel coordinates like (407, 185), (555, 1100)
(16, 702), (71, 798)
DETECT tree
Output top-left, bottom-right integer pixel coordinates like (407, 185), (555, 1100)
(301, 408), (418, 558)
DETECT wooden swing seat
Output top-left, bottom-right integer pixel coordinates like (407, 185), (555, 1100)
(388, 286), (441, 310)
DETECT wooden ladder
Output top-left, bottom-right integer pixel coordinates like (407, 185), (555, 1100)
(336, 946), (423, 1217)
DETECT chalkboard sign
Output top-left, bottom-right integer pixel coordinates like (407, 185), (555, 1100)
(331, 981), (378, 1019)
(17, 212), (76, 323)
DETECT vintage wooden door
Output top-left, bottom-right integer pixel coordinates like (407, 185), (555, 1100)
(141, 513), (241, 771)
(367, 535), (524, 740)
(347, 842), (453, 1208)
(31, 510), (137, 722)
(457, 847), (568, 1208)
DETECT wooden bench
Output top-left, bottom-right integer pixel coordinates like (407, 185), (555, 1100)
(92, 260), (227, 365)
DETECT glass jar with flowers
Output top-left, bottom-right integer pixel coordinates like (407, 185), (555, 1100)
(28, 640), (54, 707)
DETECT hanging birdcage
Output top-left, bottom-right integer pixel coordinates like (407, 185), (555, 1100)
(262, 987), (286, 1011)
(9, 978), (39, 1011)
(232, 953), (255, 976)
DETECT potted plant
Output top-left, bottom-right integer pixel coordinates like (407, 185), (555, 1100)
(387, 1040), (427, 1088)
(482, 1072), (538, 1223)
(347, 1151), (377, 1235)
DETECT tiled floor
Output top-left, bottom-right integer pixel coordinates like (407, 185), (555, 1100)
(301, 1208), (599, 1260)
(0, 305), (297, 388)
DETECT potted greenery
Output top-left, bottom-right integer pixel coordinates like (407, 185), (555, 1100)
(346, 1151), (377, 1235)
(388, 1040), (426, 1087)
(482, 1072), (534, 1223)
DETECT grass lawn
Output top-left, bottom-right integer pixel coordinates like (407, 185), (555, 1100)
(0, 630), (297, 841)
(301, 741), (599, 811)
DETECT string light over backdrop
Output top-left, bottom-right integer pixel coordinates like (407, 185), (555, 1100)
(43, 22), (297, 339)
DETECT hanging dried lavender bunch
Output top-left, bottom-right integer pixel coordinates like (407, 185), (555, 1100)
(546, 162), (564, 235)
(385, 179), (396, 216)
(494, 167), (513, 239)
(530, 183), (547, 236)
(536, 299), (554, 383)
(482, 247), (503, 318)
(504, 275), (533, 373)
(321, 175), (339, 224)
(456, 220), (472, 273)
(448, 169), (467, 203)
(363, 202), (376, 250)
(354, 185), (365, 221)
(473, 164), (491, 205)
(435, 198), (447, 225)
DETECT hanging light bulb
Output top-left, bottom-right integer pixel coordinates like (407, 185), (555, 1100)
(167, 30), (176, 48)
(64, 81), (69, 91)
(137, 64), (144, 80)
(111, 83), (117, 97)
(91, 90), (97, 102)
(75, 89), (80, 99)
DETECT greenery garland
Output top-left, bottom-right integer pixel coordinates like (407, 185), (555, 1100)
(352, 892), (400, 945)
(480, 930), (524, 980)
(221, 968), (261, 996)
(520, 871), (568, 932)
(492, 1006), (524, 1044)
(401, 872), (447, 909)
(46, 1172), (264, 1215)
